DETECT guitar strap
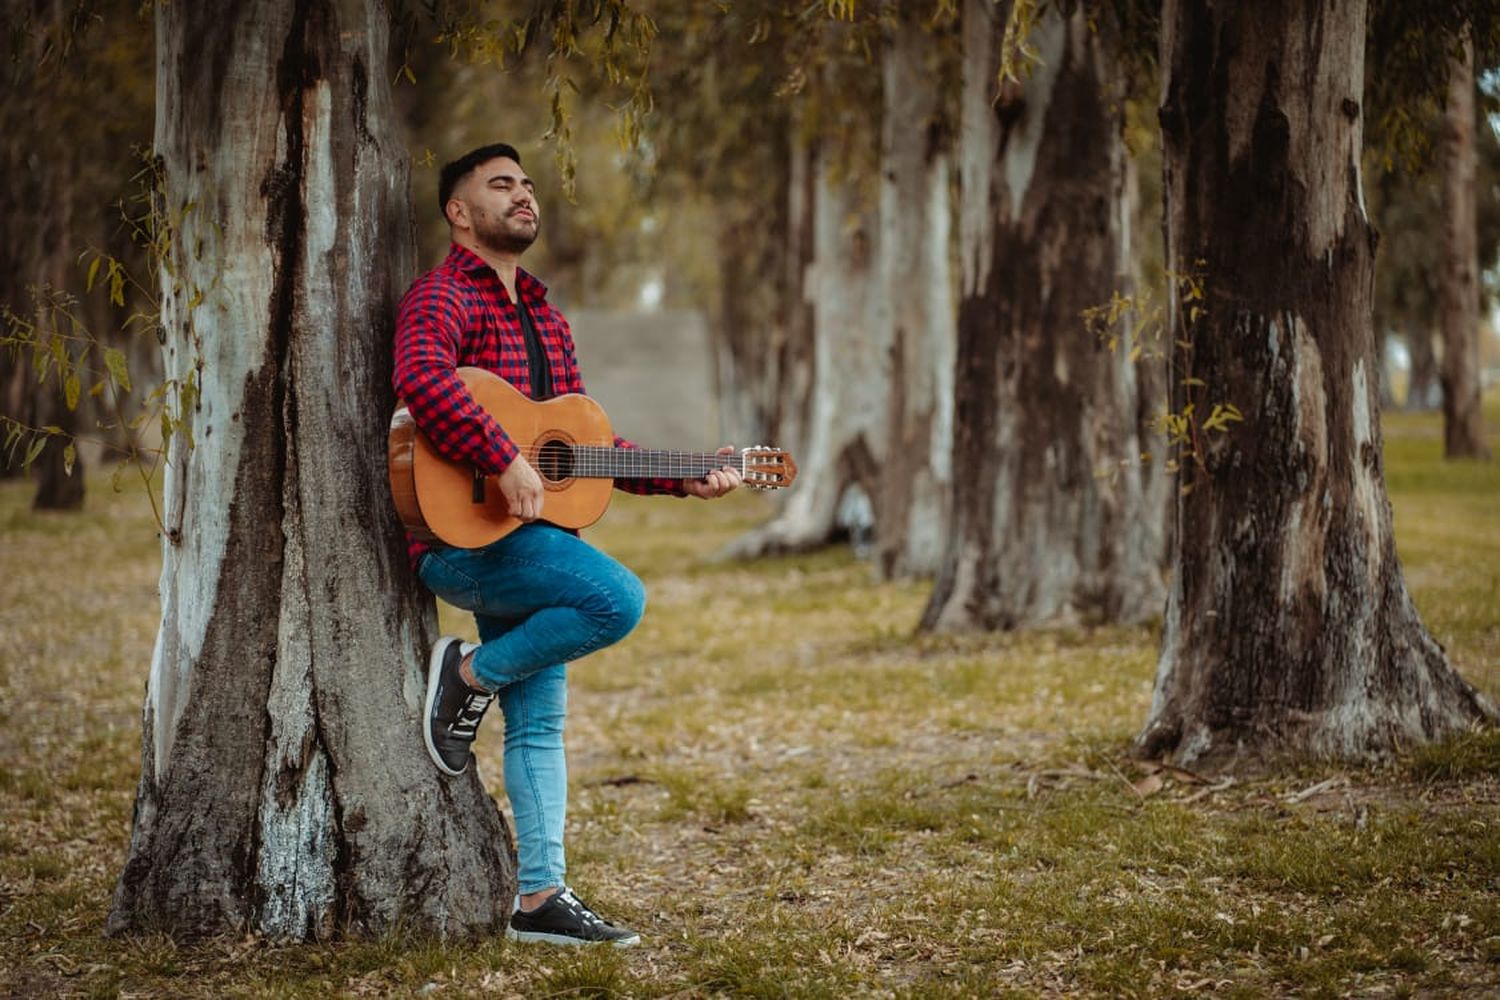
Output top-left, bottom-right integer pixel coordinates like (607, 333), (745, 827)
(516, 298), (554, 401)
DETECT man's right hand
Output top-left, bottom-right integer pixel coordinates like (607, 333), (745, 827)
(498, 455), (545, 522)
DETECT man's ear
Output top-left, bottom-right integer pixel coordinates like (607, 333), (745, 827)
(445, 197), (469, 231)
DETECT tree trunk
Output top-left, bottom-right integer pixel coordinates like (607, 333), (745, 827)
(720, 140), (886, 559)
(1405, 322), (1442, 409)
(922, 0), (1163, 631)
(30, 141), (86, 512)
(1138, 0), (1495, 770)
(1438, 30), (1490, 460)
(872, 6), (955, 580)
(108, 0), (516, 940)
(711, 124), (814, 457)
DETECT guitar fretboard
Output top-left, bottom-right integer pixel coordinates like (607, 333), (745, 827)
(521, 445), (739, 482)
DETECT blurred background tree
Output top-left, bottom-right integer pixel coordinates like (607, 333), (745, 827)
(0, 0), (154, 506)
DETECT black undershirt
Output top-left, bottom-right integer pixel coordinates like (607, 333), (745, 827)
(516, 297), (554, 400)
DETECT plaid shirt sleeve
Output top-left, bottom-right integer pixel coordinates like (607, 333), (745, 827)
(393, 271), (520, 475)
(547, 308), (686, 498)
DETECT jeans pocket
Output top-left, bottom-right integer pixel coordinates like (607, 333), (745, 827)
(417, 551), (482, 610)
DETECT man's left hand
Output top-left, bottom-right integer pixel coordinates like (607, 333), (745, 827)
(685, 446), (742, 499)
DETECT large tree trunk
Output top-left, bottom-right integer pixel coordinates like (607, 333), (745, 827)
(872, 6), (955, 580)
(922, 0), (1163, 631)
(1437, 31), (1490, 460)
(108, 0), (515, 940)
(1138, 0), (1495, 769)
(720, 140), (886, 559)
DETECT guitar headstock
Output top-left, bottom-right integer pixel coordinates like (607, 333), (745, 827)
(739, 446), (797, 490)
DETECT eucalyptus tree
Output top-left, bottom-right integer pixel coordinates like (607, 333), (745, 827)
(1137, 0), (1496, 768)
(107, 0), (518, 939)
(1437, 31), (1490, 459)
(648, 3), (895, 561)
(1366, 4), (1500, 441)
(921, 0), (1166, 631)
(872, 1), (958, 579)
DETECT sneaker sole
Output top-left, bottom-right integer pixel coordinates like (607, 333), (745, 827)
(505, 926), (640, 948)
(424, 638), (467, 777)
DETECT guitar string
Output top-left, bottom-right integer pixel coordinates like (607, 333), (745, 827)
(506, 445), (788, 480)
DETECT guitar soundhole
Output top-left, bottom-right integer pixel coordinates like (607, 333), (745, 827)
(536, 439), (574, 482)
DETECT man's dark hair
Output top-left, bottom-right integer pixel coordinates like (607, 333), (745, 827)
(438, 143), (522, 218)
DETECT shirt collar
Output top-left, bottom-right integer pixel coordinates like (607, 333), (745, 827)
(445, 243), (549, 303)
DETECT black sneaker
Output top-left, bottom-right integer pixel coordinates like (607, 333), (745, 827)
(424, 636), (492, 776)
(506, 887), (641, 948)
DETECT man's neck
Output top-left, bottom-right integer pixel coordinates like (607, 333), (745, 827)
(457, 238), (522, 301)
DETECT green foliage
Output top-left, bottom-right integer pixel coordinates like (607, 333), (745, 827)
(402, 0), (659, 197)
(1366, 1), (1500, 170)
(1083, 264), (1244, 490)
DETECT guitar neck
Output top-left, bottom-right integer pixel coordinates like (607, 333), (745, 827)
(557, 446), (737, 481)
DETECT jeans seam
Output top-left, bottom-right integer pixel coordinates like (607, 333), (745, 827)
(420, 551), (482, 608)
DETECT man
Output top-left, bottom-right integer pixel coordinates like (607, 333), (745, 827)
(392, 142), (741, 948)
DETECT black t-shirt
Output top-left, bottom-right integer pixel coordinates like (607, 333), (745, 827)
(516, 297), (554, 400)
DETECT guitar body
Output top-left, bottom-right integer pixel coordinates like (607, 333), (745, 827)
(389, 367), (616, 549)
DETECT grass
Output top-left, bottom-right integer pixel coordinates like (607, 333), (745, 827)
(0, 400), (1497, 998)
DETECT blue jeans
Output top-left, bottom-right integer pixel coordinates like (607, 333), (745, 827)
(417, 524), (646, 895)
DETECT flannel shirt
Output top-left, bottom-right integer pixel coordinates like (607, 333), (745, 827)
(393, 244), (685, 565)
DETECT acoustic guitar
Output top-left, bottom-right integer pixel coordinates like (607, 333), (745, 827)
(388, 366), (798, 548)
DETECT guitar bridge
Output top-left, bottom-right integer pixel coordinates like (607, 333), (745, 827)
(472, 469), (485, 504)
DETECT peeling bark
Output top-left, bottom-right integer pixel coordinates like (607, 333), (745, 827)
(1138, 0), (1496, 771)
(108, 0), (515, 941)
(922, 0), (1164, 632)
(872, 7), (955, 581)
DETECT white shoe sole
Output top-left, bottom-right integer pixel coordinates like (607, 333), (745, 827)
(424, 637), (466, 776)
(505, 926), (640, 948)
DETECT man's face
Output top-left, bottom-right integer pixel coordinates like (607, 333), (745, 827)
(452, 156), (540, 254)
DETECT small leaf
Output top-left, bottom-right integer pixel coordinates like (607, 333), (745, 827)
(105, 347), (133, 393)
(62, 442), (76, 475)
(86, 256), (102, 292)
(22, 436), (45, 470)
(65, 372), (80, 411)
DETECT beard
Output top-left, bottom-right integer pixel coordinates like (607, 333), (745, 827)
(475, 208), (539, 255)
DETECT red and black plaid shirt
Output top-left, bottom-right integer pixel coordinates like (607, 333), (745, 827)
(393, 244), (683, 564)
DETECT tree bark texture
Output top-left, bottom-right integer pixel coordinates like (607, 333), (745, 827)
(922, 0), (1164, 632)
(720, 141), (886, 559)
(1438, 32), (1490, 460)
(108, 0), (516, 940)
(711, 125), (816, 459)
(872, 7), (955, 580)
(1139, 0), (1495, 769)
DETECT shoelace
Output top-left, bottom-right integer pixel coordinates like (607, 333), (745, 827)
(556, 888), (609, 928)
(449, 689), (493, 738)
